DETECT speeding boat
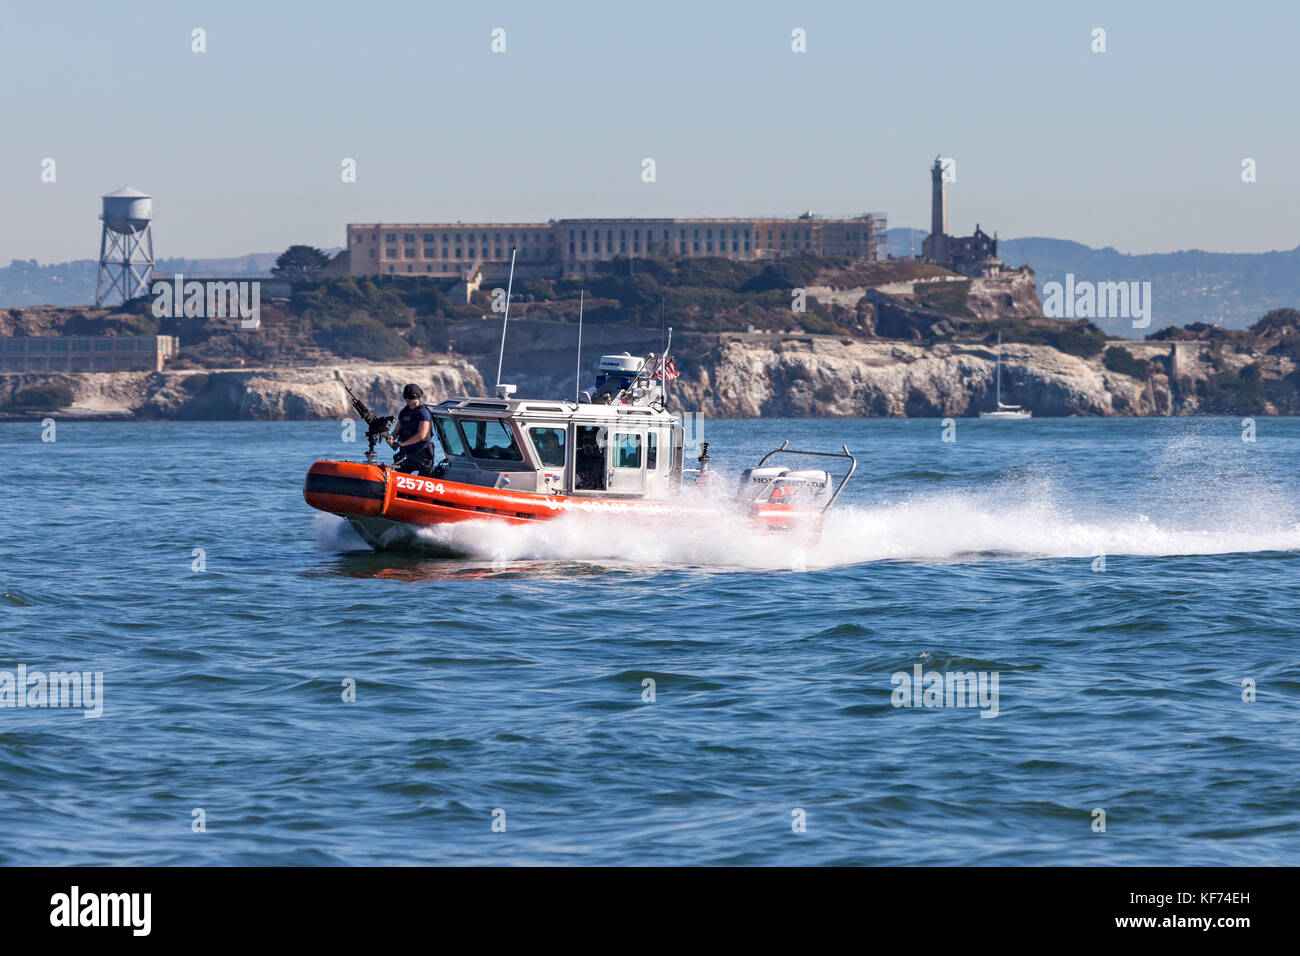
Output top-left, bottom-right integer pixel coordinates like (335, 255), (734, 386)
(979, 331), (1032, 420)
(303, 350), (856, 552)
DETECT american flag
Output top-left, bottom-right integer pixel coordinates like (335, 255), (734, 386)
(657, 356), (680, 381)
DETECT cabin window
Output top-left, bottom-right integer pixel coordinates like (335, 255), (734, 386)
(460, 419), (523, 461)
(529, 426), (566, 467)
(646, 431), (658, 470)
(613, 433), (642, 469)
(432, 415), (467, 457)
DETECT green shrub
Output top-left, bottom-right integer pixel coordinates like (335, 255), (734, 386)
(1103, 345), (1151, 380)
(981, 317), (1106, 358)
(1199, 363), (1267, 414)
(410, 315), (450, 353)
(312, 318), (408, 361)
(913, 280), (971, 317)
(798, 313), (849, 336)
(1250, 308), (1300, 335)
(6, 384), (74, 410)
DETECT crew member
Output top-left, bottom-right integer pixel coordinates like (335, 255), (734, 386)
(390, 384), (433, 474)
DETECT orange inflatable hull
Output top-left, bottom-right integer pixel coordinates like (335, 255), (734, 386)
(303, 460), (821, 538)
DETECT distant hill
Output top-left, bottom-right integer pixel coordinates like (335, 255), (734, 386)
(887, 228), (1300, 334)
(0, 250), (341, 308)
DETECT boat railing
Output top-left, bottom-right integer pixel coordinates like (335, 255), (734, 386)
(756, 440), (858, 512)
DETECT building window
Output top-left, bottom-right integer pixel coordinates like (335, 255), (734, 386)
(423, 233), (436, 242)
(385, 233), (396, 242)
(385, 247), (397, 258)
(404, 233), (415, 243)
(404, 249), (416, 258)
(369, 249), (377, 258)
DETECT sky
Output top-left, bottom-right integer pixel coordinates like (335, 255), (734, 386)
(1, 0), (1297, 263)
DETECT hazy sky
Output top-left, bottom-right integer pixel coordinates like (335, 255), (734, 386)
(2, 0), (1296, 263)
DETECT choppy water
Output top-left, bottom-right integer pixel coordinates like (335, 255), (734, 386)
(2, 416), (1298, 865)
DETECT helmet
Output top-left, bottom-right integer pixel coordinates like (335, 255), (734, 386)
(402, 384), (424, 400)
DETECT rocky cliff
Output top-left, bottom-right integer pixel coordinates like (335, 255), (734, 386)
(3, 336), (1291, 420)
(669, 336), (1169, 418)
(0, 361), (485, 420)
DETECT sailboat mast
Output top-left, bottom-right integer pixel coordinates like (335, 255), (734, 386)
(995, 331), (1002, 405)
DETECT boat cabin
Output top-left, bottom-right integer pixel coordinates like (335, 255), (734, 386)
(427, 354), (686, 499)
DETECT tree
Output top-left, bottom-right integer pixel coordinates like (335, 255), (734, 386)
(272, 245), (331, 283)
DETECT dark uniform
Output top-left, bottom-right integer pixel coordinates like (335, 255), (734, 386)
(393, 403), (433, 474)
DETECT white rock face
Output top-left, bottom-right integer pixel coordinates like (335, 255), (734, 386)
(0, 341), (1172, 419)
(0, 361), (486, 420)
(670, 338), (1162, 418)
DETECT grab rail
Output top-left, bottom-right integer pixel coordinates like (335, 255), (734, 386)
(755, 440), (858, 512)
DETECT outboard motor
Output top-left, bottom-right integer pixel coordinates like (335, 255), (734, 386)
(593, 353), (644, 403)
(737, 466), (832, 509)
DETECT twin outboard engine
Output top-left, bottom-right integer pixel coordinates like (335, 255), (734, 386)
(737, 466), (833, 510)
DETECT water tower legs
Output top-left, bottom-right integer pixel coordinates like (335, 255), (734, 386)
(95, 220), (154, 306)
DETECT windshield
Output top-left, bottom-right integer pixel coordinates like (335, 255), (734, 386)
(431, 415), (467, 457)
(459, 418), (524, 461)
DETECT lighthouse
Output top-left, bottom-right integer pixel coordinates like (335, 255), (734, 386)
(929, 155), (947, 263)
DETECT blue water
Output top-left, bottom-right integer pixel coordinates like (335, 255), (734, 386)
(2, 416), (1298, 865)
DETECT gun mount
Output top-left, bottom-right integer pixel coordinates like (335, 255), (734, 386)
(343, 384), (395, 465)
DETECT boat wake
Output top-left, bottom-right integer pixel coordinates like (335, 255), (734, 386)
(313, 471), (1300, 570)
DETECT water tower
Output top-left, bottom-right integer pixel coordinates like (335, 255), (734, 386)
(95, 186), (155, 306)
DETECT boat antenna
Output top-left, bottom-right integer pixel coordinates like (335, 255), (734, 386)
(574, 289), (585, 402)
(494, 247), (518, 391)
(664, 325), (673, 407)
(659, 298), (668, 405)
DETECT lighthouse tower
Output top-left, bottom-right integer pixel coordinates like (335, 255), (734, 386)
(925, 156), (947, 263)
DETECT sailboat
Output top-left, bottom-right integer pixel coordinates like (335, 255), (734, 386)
(979, 331), (1032, 419)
